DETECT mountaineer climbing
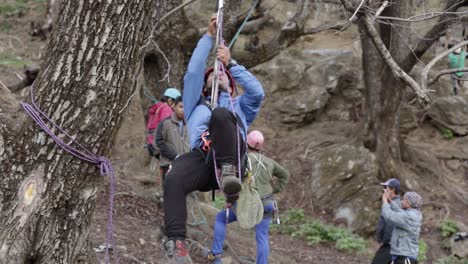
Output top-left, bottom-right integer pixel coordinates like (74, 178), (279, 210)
(382, 190), (423, 264)
(155, 96), (189, 185)
(203, 130), (289, 264)
(162, 14), (265, 263)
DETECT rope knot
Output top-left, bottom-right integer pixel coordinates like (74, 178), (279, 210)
(98, 157), (112, 176)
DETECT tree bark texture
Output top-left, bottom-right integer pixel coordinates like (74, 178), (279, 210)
(354, 0), (466, 178)
(0, 0), (154, 263)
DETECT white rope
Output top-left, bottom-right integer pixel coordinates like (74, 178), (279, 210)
(210, 0), (224, 107)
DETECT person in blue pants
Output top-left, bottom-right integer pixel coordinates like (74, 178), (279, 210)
(204, 130), (290, 264)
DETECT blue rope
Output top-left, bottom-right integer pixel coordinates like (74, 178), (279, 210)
(228, 0), (259, 49)
(143, 84), (158, 103)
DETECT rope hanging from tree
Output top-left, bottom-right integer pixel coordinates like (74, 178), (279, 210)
(21, 85), (117, 264)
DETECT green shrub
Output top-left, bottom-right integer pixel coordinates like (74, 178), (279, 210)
(418, 239), (427, 263)
(436, 256), (468, 264)
(212, 194), (225, 210)
(440, 128), (454, 140)
(0, 2), (28, 15)
(272, 208), (366, 254)
(440, 219), (459, 238)
(439, 220), (460, 251)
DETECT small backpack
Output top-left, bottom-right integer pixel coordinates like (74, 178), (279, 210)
(236, 158), (264, 229)
(145, 102), (170, 158)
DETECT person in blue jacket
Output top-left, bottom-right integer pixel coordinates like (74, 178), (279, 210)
(163, 15), (265, 263)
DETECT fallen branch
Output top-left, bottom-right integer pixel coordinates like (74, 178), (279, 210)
(362, 14), (430, 103)
(421, 40), (468, 90)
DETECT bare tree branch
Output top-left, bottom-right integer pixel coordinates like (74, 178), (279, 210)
(302, 21), (351, 34)
(362, 14), (430, 103)
(421, 40), (468, 90)
(349, 0), (365, 21)
(233, 0), (312, 68)
(401, 0), (467, 71)
(429, 67), (468, 86)
(376, 10), (468, 22)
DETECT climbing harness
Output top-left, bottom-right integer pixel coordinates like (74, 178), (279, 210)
(249, 154), (281, 224)
(21, 85), (117, 264)
(201, 131), (212, 152)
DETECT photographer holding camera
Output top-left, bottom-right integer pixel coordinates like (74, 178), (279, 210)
(382, 189), (423, 264)
(372, 179), (402, 264)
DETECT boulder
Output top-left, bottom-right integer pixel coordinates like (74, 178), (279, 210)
(308, 144), (380, 234)
(427, 96), (468, 135)
(452, 232), (468, 258)
(275, 85), (330, 125)
(251, 48), (358, 127)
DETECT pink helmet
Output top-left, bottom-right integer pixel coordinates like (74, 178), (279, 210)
(247, 130), (264, 150)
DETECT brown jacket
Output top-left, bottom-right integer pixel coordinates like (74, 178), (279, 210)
(155, 113), (190, 167)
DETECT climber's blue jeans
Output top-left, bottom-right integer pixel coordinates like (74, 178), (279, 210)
(211, 203), (274, 264)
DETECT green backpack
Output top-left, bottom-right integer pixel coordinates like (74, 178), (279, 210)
(236, 159), (264, 229)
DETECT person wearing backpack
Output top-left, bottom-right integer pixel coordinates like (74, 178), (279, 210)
(203, 130), (289, 264)
(163, 15), (264, 263)
(145, 88), (182, 159)
(155, 96), (190, 185)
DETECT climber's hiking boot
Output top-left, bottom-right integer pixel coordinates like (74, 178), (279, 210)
(220, 164), (242, 196)
(164, 238), (192, 263)
(202, 248), (222, 264)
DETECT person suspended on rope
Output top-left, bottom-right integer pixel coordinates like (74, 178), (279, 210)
(145, 88), (182, 159)
(163, 14), (265, 263)
(448, 46), (467, 95)
(203, 130), (289, 264)
(155, 96), (190, 187)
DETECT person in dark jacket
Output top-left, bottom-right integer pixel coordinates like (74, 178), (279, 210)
(163, 15), (264, 263)
(155, 96), (189, 185)
(372, 178), (402, 264)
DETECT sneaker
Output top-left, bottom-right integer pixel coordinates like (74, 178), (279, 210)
(202, 248), (222, 264)
(174, 240), (192, 263)
(164, 239), (192, 263)
(220, 164), (242, 195)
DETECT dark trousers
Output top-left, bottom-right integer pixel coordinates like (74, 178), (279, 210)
(371, 244), (391, 264)
(164, 108), (246, 239)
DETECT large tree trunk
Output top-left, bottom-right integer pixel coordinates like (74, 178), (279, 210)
(360, 0), (414, 178)
(0, 1), (154, 263)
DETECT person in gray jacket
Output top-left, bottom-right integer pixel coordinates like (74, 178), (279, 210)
(156, 96), (190, 184)
(382, 190), (423, 264)
(372, 178), (402, 264)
